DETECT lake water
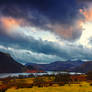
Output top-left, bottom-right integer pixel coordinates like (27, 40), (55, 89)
(0, 71), (84, 78)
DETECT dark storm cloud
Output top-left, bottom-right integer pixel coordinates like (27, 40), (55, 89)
(0, 0), (85, 41)
(0, 0), (91, 63)
(1, 35), (92, 63)
(0, 35), (69, 59)
(0, 0), (84, 26)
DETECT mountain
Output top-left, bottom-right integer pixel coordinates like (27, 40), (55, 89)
(0, 52), (27, 73)
(2, 51), (90, 73)
(25, 60), (84, 72)
(73, 61), (92, 73)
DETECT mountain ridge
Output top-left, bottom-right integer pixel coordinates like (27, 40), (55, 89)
(0, 51), (92, 73)
(0, 52), (27, 73)
(25, 60), (84, 72)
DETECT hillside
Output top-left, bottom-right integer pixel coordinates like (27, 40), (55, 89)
(0, 52), (27, 73)
(26, 60), (84, 72)
(73, 61), (92, 73)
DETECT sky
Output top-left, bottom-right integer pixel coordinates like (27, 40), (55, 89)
(0, 0), (92, 64)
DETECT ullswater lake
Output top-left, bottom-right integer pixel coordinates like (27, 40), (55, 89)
(0, 71), (84, 78)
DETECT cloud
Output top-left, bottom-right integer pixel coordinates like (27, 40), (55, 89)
(47, 20), (83, 41)
(0, 33), (68, 58)
(0, 0), (92, 63)
(0, 17), (26, 35)
(0, 0), (85, 41)
(0, 45), (65, 64)
(80, 6), (92, 22)
(0, 37), (92, 64)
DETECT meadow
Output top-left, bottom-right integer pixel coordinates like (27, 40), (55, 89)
(6, 82), (92, 92)
(0, 73), (92, 92)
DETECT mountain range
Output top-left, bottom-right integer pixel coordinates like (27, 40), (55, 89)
(26, 60), (92, 73)
(25, 60), (84, 72)
(0, 51), (92, 73)
(72, 61), (92, 73)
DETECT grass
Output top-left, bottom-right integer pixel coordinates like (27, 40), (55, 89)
(6, 82), (92, 92)
(15, 78), (34, 84)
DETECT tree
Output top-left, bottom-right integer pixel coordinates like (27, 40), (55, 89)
(86, 71), (92, 80)
(54, 74), (71, 84)
(33, 77), (46, 87)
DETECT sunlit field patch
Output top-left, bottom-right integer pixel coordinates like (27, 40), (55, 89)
(6, 82), (92, 92)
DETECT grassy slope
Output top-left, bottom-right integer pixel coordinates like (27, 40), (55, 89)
(6, 82), (92, 92)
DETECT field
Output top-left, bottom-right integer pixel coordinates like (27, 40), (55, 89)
(6, 82), (92, 92)
(0, 73), (92, 92)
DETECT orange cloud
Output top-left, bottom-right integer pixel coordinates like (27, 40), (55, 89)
(1, 17), (22, 29)
(51, 24), (73, 39)
(47, 20), (82, 40)
(0, 17), (25, 34)
(80, 8), (92, 22)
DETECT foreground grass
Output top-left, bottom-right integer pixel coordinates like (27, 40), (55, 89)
(6, 82), (92, 92)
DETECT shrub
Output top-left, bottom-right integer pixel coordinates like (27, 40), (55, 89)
(86, 71), (92, 80)
(33, 77), (46, 87)
(0, 89), (7, 92)
(90, 83), (92, 86)
(16, 83), (33, 89)
(54, 74), (71, 84)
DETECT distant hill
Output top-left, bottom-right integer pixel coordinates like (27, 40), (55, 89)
(73, 61), (92, 73)
(1, 51), (91, 73)
(25, 60), (84, 72)
(0, 52), (27, 73)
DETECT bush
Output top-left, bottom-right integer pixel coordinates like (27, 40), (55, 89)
(27, 74), (35, 78)
(33, 77), (46, 87)
(90, 83), (92, 86)
(86, 71), (92, 80)
(16, 83), (33, 89)
(0, 89), (7, 92)
(54, 74), (71, 84)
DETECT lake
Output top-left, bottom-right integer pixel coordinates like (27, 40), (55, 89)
(0, 71), (84, 78)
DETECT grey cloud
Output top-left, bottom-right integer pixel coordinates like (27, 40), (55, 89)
(0, 34), (92, 64)
(0, 0), (85, 41)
